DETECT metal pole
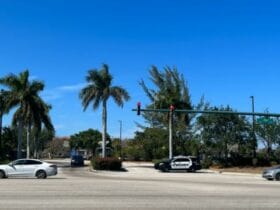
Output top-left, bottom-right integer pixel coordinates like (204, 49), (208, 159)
(132, 108), (280, 117)
(119, 120), (122, 159)
(250, 96), (256, 159)
(169, 107), (174, 159)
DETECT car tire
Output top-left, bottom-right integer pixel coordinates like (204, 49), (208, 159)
(0, 170), (5, 178)
(188, 166), (196, 173)
(275, 173), (280, 181)
(36, 170), (47, 179)
(160, 165), (169, 172)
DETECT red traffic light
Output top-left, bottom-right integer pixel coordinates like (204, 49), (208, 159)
(137, 102), (141, 115)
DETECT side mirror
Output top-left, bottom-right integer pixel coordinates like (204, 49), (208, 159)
(8, 162), (14, 167)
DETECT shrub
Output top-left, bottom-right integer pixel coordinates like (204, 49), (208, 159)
(91, 157), (122, 171)
(270, 161), (278, 166)
(201, 158), (212, 169)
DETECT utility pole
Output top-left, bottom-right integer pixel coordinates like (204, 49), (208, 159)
(169, 105), (174, 159)
(118, 120), (122, 159)
(250, 96), (257, 159)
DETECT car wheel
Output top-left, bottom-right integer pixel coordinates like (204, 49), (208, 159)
(36, 170), (47, 179)
(0, 170), (5, 178)
(275, 173), (280, 181)
(187, 166), (196, 173)
(160, 165), (169, 172)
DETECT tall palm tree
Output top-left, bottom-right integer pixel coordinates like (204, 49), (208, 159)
(32, 103), (54, 158)
(80, 64), (130, 157)
(0, 70), (54, 158)
(11, 97), (54, 158)
(0, 89), (8, 157)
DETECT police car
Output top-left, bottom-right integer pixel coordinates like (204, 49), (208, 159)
(155, 156), (201, 172)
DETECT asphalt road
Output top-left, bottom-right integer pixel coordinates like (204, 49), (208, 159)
(0, 160), (279, 209)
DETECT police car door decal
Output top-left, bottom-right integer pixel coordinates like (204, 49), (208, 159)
(171, 159), (190, 169)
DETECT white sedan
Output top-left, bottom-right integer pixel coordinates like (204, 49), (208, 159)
(0, 159), (57, 179)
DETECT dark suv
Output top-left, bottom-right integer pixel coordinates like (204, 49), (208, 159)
(155, 156), (201, 172)
(71, 155), (84, 167)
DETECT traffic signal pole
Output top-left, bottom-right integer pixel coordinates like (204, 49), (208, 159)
(133, 108), (280, 117)
(169, 105), (175, 159)
(133, 105), (280, 159)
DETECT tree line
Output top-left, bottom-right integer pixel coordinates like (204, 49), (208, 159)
(1, 65), (280, 167)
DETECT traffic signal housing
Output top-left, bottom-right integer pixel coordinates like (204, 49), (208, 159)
(137, 102), (141, 115)
(170, 104), (175, 112)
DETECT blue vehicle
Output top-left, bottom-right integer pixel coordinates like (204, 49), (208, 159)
(71, 155), (84, 167)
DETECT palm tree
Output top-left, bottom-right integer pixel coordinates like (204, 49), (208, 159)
(0, 89), (7, 157)
(0, 70), (54, 158)
(80, 64), (130, 157)
(32, 103), (54, 158)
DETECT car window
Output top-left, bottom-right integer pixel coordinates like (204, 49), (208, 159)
(25, 160), (42, 165)
(13, 160), (26, 165)
(174, 158), (190, 162)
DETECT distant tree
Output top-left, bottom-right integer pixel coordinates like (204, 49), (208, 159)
(197, 106), (250, 166)
(1, 126), (17, 160)
(31, 127), (55, 158)
(139, 66), (192, 130)
(80, 64), (130, 157)
(111, 138), (123, 158)
(69, 129), (106, 156)
(139, 66), (206, 156)
(45, 137), (70, 158)
(123, 128), (169, 160)
(255, 117), (280, 160)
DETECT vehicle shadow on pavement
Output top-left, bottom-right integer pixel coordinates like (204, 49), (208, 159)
(4, 177), (67, 180)
(158, 170), (214, 174)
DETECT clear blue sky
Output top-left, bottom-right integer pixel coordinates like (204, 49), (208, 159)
(1, 0), (280, 138)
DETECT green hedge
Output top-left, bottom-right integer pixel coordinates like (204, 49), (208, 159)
(91, 157), (122, 171)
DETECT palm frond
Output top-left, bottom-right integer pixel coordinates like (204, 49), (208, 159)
(80, 84), (100, 111)
(110, 86), (130, 107)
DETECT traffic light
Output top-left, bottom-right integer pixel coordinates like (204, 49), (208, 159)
(137, 102), (141, 115)
(170, 104), (175, 112)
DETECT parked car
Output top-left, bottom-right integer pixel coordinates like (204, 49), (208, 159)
(71, 155), (84, 167)
(0, 159), (57, 179)
(262, 165), (280, 180)
(155, 156), (201, 172)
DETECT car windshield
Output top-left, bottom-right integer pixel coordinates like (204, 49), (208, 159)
(72, 155), (83, 160)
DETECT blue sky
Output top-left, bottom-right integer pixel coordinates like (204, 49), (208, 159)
(1, 0), (280, 138)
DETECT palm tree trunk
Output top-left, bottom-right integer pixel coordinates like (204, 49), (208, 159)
(102, 100), (107, 158)
(17, 119), (23, 159)
(0, 111), (2, 156)
(26, 124), (31, 159)
(34, 133), (38, 159)
(34, 131), (41, 159)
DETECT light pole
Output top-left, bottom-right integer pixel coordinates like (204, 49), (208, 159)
(118, 120), (122, 159)
(169, 105), (175, 159)
(250, 96), (257, 159)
